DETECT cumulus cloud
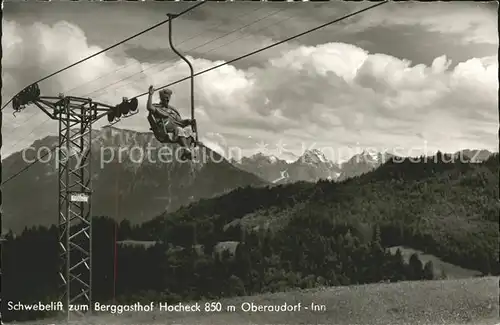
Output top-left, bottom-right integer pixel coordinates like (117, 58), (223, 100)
(348, 2), (498, 45)
(2, 20), (497, 161)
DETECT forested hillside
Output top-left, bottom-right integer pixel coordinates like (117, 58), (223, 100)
(144, 152), (499, 275)
(2, 152), (498, 322)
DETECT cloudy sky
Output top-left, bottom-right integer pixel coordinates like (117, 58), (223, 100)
(2, 1), (498, 162)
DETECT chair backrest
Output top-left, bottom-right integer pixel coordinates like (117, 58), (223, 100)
(148, 112), (174, 143)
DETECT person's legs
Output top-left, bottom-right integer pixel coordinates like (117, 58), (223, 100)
(160, 118), (193, 159)
(177, 134), (189, 147)
(175, 123), (194, 144)
(175, 126), (192, 160)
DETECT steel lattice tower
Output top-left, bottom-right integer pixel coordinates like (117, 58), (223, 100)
(14, 94), (117, 320)
(57, 97), (97, 319)
(4, 13), (192, 322)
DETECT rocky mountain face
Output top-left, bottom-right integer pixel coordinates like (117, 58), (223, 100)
(288, 149), (342, 183)
(1, 126), (266, 232)
(2, 123), (493, 233)
(235, 153), (289, 184)
(232, 149), (495, 184)
(337, 151), (395, 182)
(234, 149), (341, 185)
(336, 149), (493, 181)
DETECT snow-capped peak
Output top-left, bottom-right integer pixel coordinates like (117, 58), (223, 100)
(344, 149), (393, 167)
(268, 155), (279, 163)
(360, 150), (380, 162)
(243, 152), (281, 164)
(301, 149), (329, 164)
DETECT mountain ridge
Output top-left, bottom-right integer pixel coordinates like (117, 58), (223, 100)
(2, 126), (267, 232)
(2, 125), (495, 232)
(232, 147), (495, 183)
(143, 152), (499, 275)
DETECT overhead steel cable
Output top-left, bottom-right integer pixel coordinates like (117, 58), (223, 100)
(63, 5), (263, 97)
(88, 6), (291, 194)
(131, 1), (388, 101)
(83, 6), (288, 99)
(1, 1), (387, 187)
(2, 6), (277, 157)
(3, 3), (261, 155)
(4, 6), (287, 158)
(0, 1), (205, 111)
(96, 5), (294, 100)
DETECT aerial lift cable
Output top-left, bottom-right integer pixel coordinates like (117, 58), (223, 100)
(63, 5), (263, 97)
(0, 1), (205, 112)
(1, 1), (388, 187)
(2, 5), (275, 154)
(132, 1), (388, 100)
(2, 5), (290, 174)
(93, 4), (294, 100)
(83, 6), (288, 99)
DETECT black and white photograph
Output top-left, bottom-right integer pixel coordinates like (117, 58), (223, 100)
(0, 1), (499, 324)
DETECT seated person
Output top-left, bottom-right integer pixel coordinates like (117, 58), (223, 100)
(146, 85), (196, 159)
